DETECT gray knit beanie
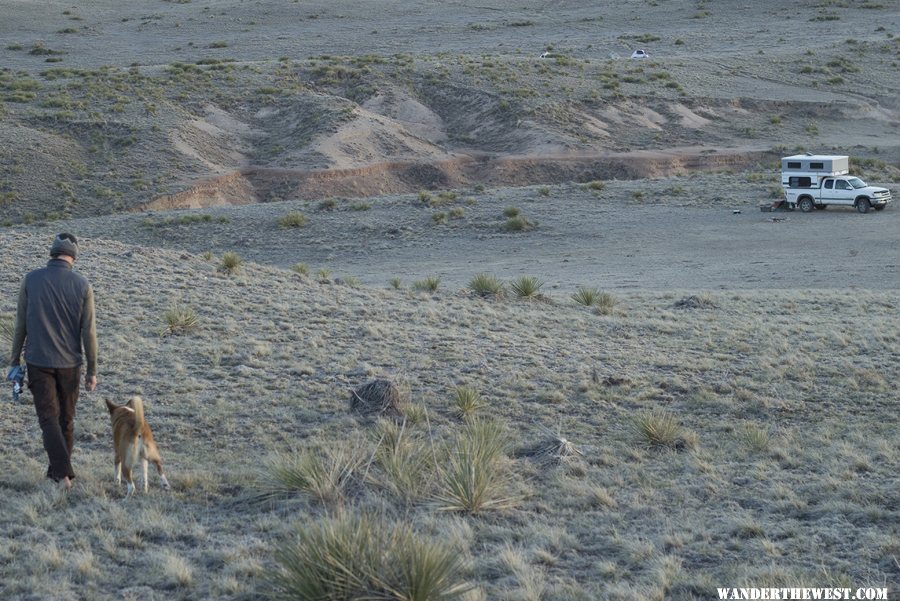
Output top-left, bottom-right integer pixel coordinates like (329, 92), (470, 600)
(50, 233), (78, 259)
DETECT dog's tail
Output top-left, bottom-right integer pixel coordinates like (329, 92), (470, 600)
(130, 395), (145, 434)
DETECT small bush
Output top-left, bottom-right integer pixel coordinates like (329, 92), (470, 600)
(350, 202), (370, 211)
(469, 273), (504, 297)
(291, 263), (309, 276)
(278, 211), (308, 228)
(449, 207), (465, 219)
(317, 198), (336, 211)
(505, 216), (534, 231)
(586, 180), (605, 191)
(317, 268), (331, 283)
(162, 304), (199, 336)
(503, 206), (521, 218)
(418, 190), (432, 203)
(413, 277), (440, 292)
(388, 277), (402, 290)
(219, 252), (242, 275)
(270, 514), (472, 601)
(432, 212), (447, 224)
(510, 276), (543, 298)
(537, 186), (550, 197)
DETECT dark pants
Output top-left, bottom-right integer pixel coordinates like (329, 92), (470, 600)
(27, 365), (80, 481)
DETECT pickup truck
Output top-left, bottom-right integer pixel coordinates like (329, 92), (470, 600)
(786, 176), (892, 213)
(781, 154), (892, 213)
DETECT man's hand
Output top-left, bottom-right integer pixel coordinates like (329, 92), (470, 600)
(85, 376), (98, 392)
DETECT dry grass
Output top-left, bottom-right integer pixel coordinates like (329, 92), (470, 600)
(0, 313), (14, 362)
(257, 446), (365, 506)
(0, 234), (897, 599)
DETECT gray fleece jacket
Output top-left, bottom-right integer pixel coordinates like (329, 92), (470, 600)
(9, 259), (98, 376)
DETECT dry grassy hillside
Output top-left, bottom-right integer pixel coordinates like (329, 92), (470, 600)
(1, 232), (897, 600)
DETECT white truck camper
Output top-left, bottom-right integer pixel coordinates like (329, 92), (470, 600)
(781, 154), (892, 213)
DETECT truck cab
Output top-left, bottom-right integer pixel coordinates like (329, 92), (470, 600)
(782, 154), (892, 213)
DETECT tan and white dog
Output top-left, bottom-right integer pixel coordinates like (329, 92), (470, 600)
(105, 396), (170, 496)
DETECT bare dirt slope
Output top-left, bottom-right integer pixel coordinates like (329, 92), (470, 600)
(1, 0), (898, 221)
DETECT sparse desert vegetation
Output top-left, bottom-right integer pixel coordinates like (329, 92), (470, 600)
(0, 0), (898, 599)
(1, 234), (896, 600)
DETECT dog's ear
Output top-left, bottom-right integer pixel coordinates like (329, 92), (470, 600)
(104, 398), (118, 414)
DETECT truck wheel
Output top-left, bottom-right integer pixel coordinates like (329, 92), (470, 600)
(856, 198), (871, 214)
(798, 197), (815, 213)
(814, 204), (826, 210)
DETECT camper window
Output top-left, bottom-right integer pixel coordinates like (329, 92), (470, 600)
(787, 161), (802, 169)
(789, 176), (812, 188)
(809, 162), (825, 170)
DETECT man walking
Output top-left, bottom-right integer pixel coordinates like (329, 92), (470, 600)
(8, 233), (98, 491)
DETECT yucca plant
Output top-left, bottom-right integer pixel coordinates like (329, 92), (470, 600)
(162, 304), (199, 336)
(510, 276), (543, 298)
(468, 273), (504, 297)
(278, 211), (308, 228)
(454, 386), (482, 418)
(389, 277), (402, 290)
(219, 252), (242, 275)
(572, 286), (600, 306)
(291, 263), (309, 276)
(270, 514), (473, 601)
(435, 419), (516, 513)
(413, 277), (441, 292)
